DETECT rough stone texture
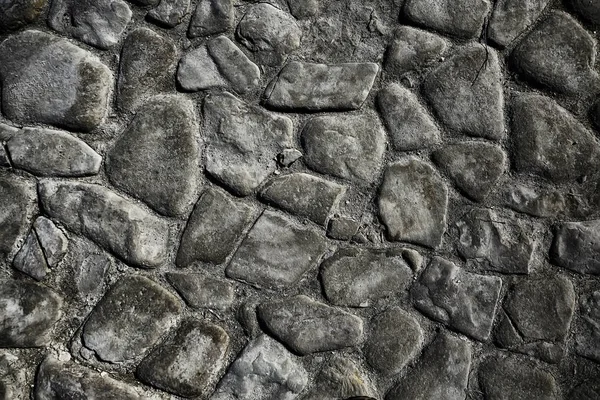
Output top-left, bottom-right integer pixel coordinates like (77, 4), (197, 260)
(570, 380), (600, 400)
(501, 182), (566, 218)
(0, 173), (36, 261)
(0, 0), (45, 32)
(551, 220), (600, 275)
(167, 272), (234, 310)
(147, 0), (189, 28)
(12, 230), (48, 281)
(327, 216), (360, 241)
(64, 236), (111, 303)
(488, 0), (550, 47)
(385, 26), (447, 77)
(33, 217), (68, 268)
(575, 290), (600, 363)
(569, 0), (600, 26)
(287, 0), (320, 19)
(302, 356), (375, 400)
(188, 0), (232, 38)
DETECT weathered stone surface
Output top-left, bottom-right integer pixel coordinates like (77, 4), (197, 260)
(188, 0), (232, 37)
(551, 220), (600, 275)
(570, 0), (600, 26)
(33, 217), (68, 268)
(48, 0), (132, 50)
(432, 142), (506, 201)
(320, 248), (413, 307)
(378, 158), (448, 248)
(265, 61), (379, 111)
(137, 320), (229, 397)
(403, 0), (490, 39)
(65, 236), (112, 303)
(260, 173), (346, 226)
(385, 26), (447, 76)
(488, 0), (550, 47)
(204, 92), (293, 196)
(278, 148), (302, 167)
(7, 128), (101, 177)
(365, 308), (423, 375)
(0, 123), (19, 142)
(0, 0), (45, 32)
(39, 181), (170, 268)
(0, 280), (62, 347)
(167, 272), (234, 310)
(413, 257), (502, 341)
(147, 0), (189, 27)
(35, 356), (141, 400)
(327, 216), (360, 241)
(386, 332), (472, 400)
(511, 93), (600, 183)
(117, 28), (177, 112)
(257, 295), (364, 355)
(106, 95), (200, 217)
(302, 356), (375, 400)
(423, 44), (505, 140)
(301, 114), (386, 183)
(82, 275), (181, 363)
(575, 290), (600, 363)
(287, 0), (319, 19)
(237, 3), (301, 65)
(227, 210), (327, 289)
(570, 380), (600, 400)
(0, 352), (28, 400)
(12, 230), (48, 281)
(511, 12), (599, 95)
(0, 173), (36, 260)
(212, 334), (307, 400)
(0, 147), (9, 168)
(456, 208), (536, 274)
(0, 30), (112, 132)
(501, 182), (566, 218)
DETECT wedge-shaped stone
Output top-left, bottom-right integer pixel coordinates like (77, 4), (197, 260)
(0, 173), (36, 260)
(13, 230), (49, 281)
(385, 26), (448, 76)
(188, 0), (232, 37)
(38, 181), (170, 268)
(551, 220), (600, 275)
(167, 272), (234, 310)
(488, 0), (550, 47)
(33, 216), (68, 268)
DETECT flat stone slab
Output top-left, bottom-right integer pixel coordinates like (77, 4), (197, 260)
(264, 61), (379, 111)
(39, 181), (170, 268)
(303, 356), (374, 400)
(167, 272), (234, 310)
(0, 173), (36, 261)
(257, 295), (364, 355)
(488, 0), (550, 47)
(385, 26), (447, 77)
(188, 0), (232, 37)
(551, 220), (600, 275)
(576, 290), (600, 363)
(0, 0), (45, 32)
(147, 0), (189, 27)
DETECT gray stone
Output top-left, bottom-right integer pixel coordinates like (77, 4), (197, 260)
(0, 147), (9, 168)
(147, 0), (190, 27)
(188, 0), (232, 37)
(327, 216), (360, 241)
(226, 210), (327, 289)
(117, 28), (177, 112)
(212, 334), (307, 400)
(364, 308), (423, 375)
(432, 142), (506, 202)
(106, 95), (200, 217)
(378, 85), (441, 151)
(501, 182), (566, 218)
(137, 320), (229, 397)
(257, 295), (364, 355)
(302, 356), (375, 400)
(0, 30), (112, 132)
(403, 0), (490, 39)
(237, 3), (301, 65)
(0, 352), (27, 400)
(48, 0), (132, 50)
(128, 0), (159, 6)
(177, 45), (225, 90)
(0, 280), (62, 347)
(33, 217), (68, 268)
(320, 248), (413, 307)
(423, 44), (505, 140)
(385, 26), (448, 76)
(511, 93), (600, 183)
(412, 257), (502, 341)
(575, 290), (600, 363)
(488, 0), (550, 47)
(570, 380), (600, 400)
(82, 275), (181, 363)
(260, 173), (346, 226)
(551, 220), (600, 275)
(301, 114), (386, 183)
(66, 236), (112, 303)
(0, 0), (45, 32)
(204, 92), (293, 196)
(236, 301), (261, 338)
(287, 0), (319, 19)
(511, 12), (600, 95)
(264, 61), (379, 111)
(0, 173), (36, 261)
(39, 181), (170, 268)
(35, 356), (141, 400)
(12, 230), (48, 281)
(7, 128), (101, 177)
(386, 332), (472, 400)
(278, 148), (302, 167)
(456, 208), (536, 274)
(0, 123), (19, 142)
(570, 0), (600, 26)
(167, 272), (234, 310)
(378, 157), (448, 248)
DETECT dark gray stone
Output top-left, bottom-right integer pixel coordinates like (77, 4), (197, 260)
(551, 220), (600, 275)
(570, 380), (600, 400)
(128, 0), (159, 6)
(12, 230), (48, 281)
(501, 182), (566, 218)
(147, 0), (190, 27)
(188, 0), (232, 37)
(488, 0), (550, 47)
(569, 0), (600, 26)
(167, 272), (234, 310)
(385, 26), (447, 77)
(0, 173), (36, 261)
(575, 290), (600, 363)
(66, 236), (112, 303)
(0, 0), (45, 33)
(33, 217), (68, 268)
(287, 0), (319, 19)
(302, 356), (375, 400)
(327, 216), (360, 241)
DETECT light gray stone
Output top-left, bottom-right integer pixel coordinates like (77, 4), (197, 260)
(502, 182), (566, 218)
(287, 0), (319, 19)
(278, 148), (302, 167)
(385, 26), (448, 76)
(326, 216), (360, 241)
(0, 173), (36, 261)
(302, 356), (375, 400)
(167, 272), (234, 310)
(33, 216), (68, 268)
(488, 0), (550, 47)
(188, 0), (232, 37)
(0, 0), (45, 33)
(551, 220), (600, 275)
(0, 123), (19, 142)
(12, 230), (48, 281)
(575, 290), (600, 364)
(147, 0), (190, 27)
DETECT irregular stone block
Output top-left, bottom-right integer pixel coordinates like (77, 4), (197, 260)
(326, 216), (360, 241)
(188, 0), (232, 37)
(575, 290), (600, 363)
(286, 0), (319, 19)
(302, 356), (375, 400)
(385, 26), (447, 76)
(12, 230), (48, 281)
(501, 182), (566, 218)
(147, 0), (190, 27)
(33, 217), (68, 268)
(488, 0), (550, 47)
(0, 0), (45, 32)
(65, 236), (112, 303)
(551, 220), (600, 275)
(0, 173), (36, 260)
(167, 272), (234, 310)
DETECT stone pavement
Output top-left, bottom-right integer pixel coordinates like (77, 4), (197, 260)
(0, 0), (600, 399)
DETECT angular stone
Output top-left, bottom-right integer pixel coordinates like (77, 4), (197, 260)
(39, 181), (170, 268)
(327, 216), (360, 241)
(260, 173), (346, 226)
(386, 332), (472, 400)
(7, 128), (101, 177)
(510, 93), (600, 183)
(413, 257), (502, 341)
(501, 182), (566, 218)
(0, 123), (19, 142)
(570, 0), (600, 26)
(265, 61), (379, 111)
(575, 290), (600, 363)
(12, 230), (48, 281)
(488, 0), (550, 47)
(167, 272), (234, 310)
(302, 356), (375, 400)
(204, 92), (293, 196)
(0, 146), (9, 168)
(117, 28), (177, 112)
(65, 236), (112, 303)
(378, 157), (448, 248)
(0, 0), (45, 32)
(403, 0), (490, 39)
(82, 275), (181, 363)
(212, 335), (307, 400)
(35, 356), (141, 399)
(48, 0), (132, 49)
(551, 220), (600, 275)
(277, 148), (302, 167)
(320, 248), (413, 307)
(423, 44), (505, 140)
(0, 173), (36, 260)
(0, 280), (62, 347)
(106, 95), (200, 217)
(137, 320), (229, 397)
(511, 12), (599, 95)
(456, 208), (536, 274)
(432, 142), (506, 202)
(287, 0), (319, 19)
(147, 0), (190, 27)
(226, 210), (327, 289)
(385, 26), (447, 76)
(377, 83), (441, 151)
(33, 217), (68, 268)
(188, 0), (232, 37)
(364, 308), (423, 375)
(237, 3), (301, 65)
(257, 295), (364, 355)
(301, 114), (386, 183)
(0, 30), (112, 132)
